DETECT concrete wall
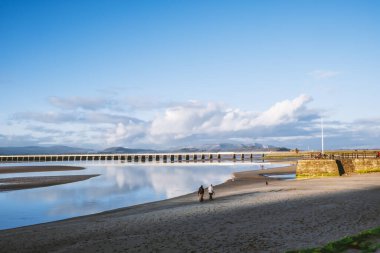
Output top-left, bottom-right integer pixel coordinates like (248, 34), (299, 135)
(296, 158), (380, 177)
(296, 159), (340, 177)
(353, 159), (380, 173)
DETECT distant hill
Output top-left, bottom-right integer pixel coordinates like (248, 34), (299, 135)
(99, 147), (158, 154)
(175, 143), (290, 152)
(0, 146), (94, 155)
(100, 143), (289, 154)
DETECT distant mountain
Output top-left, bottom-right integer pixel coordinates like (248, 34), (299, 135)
(100, 143), (290, 154)
(99, 147), (158, 154)
(175, 143), (290, 152)
(0, 146), (94, 155)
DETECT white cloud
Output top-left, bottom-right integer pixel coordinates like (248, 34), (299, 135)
(149, 101), (226, 138)
(309, 70), (340, 80)
(106, 122), (147, 146)
(148, 94), (313, 141)
(253, 94), (312, 126)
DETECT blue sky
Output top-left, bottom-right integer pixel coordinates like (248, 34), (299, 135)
(1, 0), (380, 150)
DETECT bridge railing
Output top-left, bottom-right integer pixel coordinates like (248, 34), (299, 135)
(301, 151), (380, 159)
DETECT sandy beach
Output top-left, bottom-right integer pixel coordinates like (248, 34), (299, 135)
(0, 166), (379, 253)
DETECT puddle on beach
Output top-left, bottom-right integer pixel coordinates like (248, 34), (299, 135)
(0, 161), (285, 230)
(262, 173), (296, 180)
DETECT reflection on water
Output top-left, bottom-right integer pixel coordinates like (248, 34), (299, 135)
(0, 161), (279, 230)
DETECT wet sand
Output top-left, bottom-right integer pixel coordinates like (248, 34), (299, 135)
(0, 166), (379, 252)
(0, 175), (99, 191)
(0, 165), (93, 191)
(0, 165), (85, 174)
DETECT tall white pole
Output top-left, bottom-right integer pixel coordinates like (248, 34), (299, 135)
(321, 117), (324, 154)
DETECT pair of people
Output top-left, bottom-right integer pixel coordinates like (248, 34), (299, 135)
(197, 184), (214, 202)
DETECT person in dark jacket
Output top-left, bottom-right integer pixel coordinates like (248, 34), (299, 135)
(198, 185), (205, 202)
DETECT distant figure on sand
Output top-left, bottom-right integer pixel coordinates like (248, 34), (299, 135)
(198, 185), (204, 202)
(208, 184), (214, 200)
(266, 181), (268, 186)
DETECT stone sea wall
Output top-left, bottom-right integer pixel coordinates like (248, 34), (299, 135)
(296, 158), (380, 177)
(296, 160), (340, 177)
(353, 159), (380, 173)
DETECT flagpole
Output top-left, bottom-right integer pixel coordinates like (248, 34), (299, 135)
(321, 117), (324, 154)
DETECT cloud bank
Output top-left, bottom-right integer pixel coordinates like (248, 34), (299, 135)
(1, 94), (379, 150)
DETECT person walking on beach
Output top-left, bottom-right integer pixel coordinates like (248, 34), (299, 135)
(198, 185), (205, 202)
(208, 184), (214, 200)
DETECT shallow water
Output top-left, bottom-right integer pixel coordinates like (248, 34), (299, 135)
(0, 161), (280, 230)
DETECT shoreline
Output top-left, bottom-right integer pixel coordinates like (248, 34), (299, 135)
(0, 163), (378, 252)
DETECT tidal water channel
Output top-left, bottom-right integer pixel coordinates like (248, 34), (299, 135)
(0, 161), (285, 229)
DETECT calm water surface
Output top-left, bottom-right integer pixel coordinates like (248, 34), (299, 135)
(0, 161), (282, 230)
